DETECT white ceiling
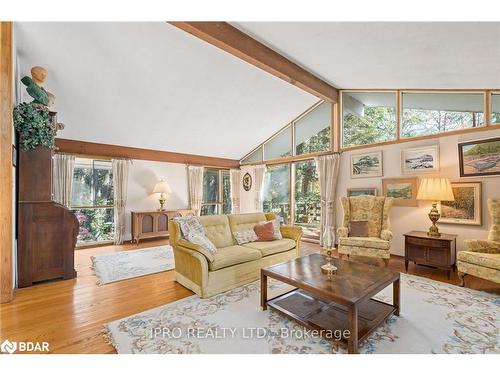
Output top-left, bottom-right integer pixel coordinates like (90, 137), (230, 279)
(15, 22), (500, 160)
(14, 22), (317, 159)
(233, 22), (500, 89)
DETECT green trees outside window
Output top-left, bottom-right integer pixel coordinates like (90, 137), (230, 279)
(71, 158), (114, 244)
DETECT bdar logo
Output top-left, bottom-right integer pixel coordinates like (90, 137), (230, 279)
(1, 339), (17, 354)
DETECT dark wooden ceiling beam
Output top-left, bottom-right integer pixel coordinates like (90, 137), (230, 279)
(55, 139), (240, 168)
(169, 22), (338, 103)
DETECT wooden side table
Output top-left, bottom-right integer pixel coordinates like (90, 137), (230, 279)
(404, 231), (457, 279)
(131, 209), (195, 244)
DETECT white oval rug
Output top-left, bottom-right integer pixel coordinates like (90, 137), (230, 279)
(91, 245), (175, 285)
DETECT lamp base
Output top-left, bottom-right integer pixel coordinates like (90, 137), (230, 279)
(427, 202), (441, 238)
(158, 196), (166, 211)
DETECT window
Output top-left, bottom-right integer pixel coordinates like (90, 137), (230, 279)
(401, 92), (484, 138)
(491, 93), (500, 124)
(295, 101), (331, 155)
(71, 158), (114, 244)
(342, 91), (397, 147)
(294, 160), (320, 240)
(263, 164), (291, 224)
(201, 169), (231, 215)
(264, 126), (292, 160)
(241, 146), (262, 165)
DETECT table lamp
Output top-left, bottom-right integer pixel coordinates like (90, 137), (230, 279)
(416, 178), (454, 238)
(153, 180), (170, 211)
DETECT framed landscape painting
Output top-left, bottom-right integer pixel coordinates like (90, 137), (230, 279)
(458, 137), (500, 177)
(382, 178), (419, 206)
(439, 182), (482, 225)
(347, 188), (377, 197)
(350, 151), (383, 178)
(401, 145), (439, 173)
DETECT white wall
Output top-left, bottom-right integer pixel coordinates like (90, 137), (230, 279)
(124, 160), (189, 241)
(239, 129), (500, 256)
(239, 165), (260, 214)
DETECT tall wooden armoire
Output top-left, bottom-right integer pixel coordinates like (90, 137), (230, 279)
(17, 142), (79, 288)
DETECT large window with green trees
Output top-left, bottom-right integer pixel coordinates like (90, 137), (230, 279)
(264, 126), (292, 160)
(342, 91), (397, 147)
(401, 92), (484, 138)
(200, 168), (231, 215)
(295, 101), (331, 155)
(491, 93), (500, 124)
(294, 160), (320, 240)
(263, 164), (291, 224)
(71, 158), (114, 244)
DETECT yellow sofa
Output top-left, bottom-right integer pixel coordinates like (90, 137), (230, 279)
(457, 198), (500, 286)
(169, 212), (302, 298)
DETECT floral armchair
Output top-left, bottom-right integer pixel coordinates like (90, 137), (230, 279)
(457, 198), (500, 286)
(337, 195), (394, 266)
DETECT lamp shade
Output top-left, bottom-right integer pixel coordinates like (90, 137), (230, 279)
(416, 178), (454, 201)
(153, 180), (171, 194)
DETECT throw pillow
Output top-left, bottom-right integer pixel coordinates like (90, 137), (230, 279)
(185, 232), (218, 255)
(349, 220), (369, 237)
(174, 216), (217, 255)
(254, 221), (276, 241)
(234, 229), (259, 245)
(174, 216), (204, 238)
(259, 219), (282, 240)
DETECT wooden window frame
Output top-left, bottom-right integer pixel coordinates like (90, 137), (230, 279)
(340, 89), (399, 149)
(490, 91), (500, 126)
(201, 168), (231, 215)
(240, 99), (334, 166)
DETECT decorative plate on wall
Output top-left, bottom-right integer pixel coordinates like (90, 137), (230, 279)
(242, 172), (252, 191)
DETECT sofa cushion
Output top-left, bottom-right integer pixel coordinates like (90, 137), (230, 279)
(199, 215), (234, 248)
(254, 221), (276, 241)
(457, 251), (500, 270)
(208, 245), (262, 271)
(242, 238), (295, 257)
(339, 236), (391, 250)
(228, 213), (268, 233)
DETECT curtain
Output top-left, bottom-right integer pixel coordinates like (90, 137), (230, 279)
(253, 165), (266, 211)
(188, 166), (204, 216)
(53, 154), (75, 208)
(315, 154), (341, 246)
(229, 169), (241, 214)
(112, 159), (130, 245)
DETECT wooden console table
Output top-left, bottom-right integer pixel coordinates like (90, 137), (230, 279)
(404, 231), (457, 279)
(131, 209), (194, 244)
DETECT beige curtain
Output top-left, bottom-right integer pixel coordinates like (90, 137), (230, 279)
(188, 166), (204, 216)
(53, 154), (75, 207)
(315, 154), (341, 246)
(112, 159), (130, 245)
(253, 165), (266, 211)
(229, 169), (241, 214)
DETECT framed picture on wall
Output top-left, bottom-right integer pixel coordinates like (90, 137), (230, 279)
(438, 182), (482, 225)
(401, 145), (439, 173)
(458, 137), (500, 177)
(347, 188), (377, 197)
(350, 151), (383, 178)
(382, 177), (419, 207)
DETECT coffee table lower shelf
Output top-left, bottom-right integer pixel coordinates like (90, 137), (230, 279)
(266, 289), (396, 353)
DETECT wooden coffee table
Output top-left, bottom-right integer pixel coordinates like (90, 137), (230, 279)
(261, 253), (400, 354)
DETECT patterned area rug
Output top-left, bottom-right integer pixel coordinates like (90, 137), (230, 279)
(91, 245), (175, 285)
(103, 273), (499, 354)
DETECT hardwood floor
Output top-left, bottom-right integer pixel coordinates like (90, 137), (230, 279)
(0, 239), (498, 354)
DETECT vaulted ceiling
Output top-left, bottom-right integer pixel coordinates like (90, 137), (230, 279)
(15, 22), (500, 159)
(15, 22), (317, 159)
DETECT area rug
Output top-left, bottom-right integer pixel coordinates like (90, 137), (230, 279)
(91, 245), (175, 285)
(103, 273), (499, 354)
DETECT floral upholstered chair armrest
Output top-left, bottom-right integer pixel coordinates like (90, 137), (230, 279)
(280, 225), (303, 242)
(464, 239), (500, 254)
(380, 229), (393, 241)
(337, 227), (348, 238)
(177, 239), (216, 262)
